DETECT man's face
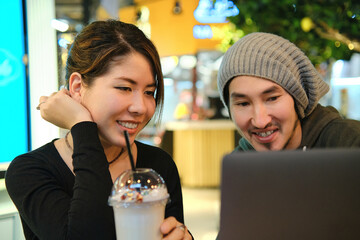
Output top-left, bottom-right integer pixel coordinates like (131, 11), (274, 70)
(228, 76), (302, 151)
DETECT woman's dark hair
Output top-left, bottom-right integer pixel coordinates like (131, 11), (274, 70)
(65, 19), (164, 123)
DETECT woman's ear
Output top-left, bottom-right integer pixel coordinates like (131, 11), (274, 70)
(68, 72), (83, 102)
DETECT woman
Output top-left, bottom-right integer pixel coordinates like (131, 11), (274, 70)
(6, 20), (192, 240)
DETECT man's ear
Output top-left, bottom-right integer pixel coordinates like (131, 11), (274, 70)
(69, 72), (83, 102)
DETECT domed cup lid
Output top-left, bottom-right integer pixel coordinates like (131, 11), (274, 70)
(108, 168), (169, 207)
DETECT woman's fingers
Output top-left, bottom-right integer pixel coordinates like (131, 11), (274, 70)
(36, 90), (92, 129)
(36, 89), (66, 110)
(36, 101), (46, 110)
(161, 217), (192, 240)
(36, 95), (51, 110)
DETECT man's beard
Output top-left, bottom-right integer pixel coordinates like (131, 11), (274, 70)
(260, 118), (300, 150)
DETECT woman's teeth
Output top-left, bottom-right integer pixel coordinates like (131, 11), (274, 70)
(256, 130), (274, 137)
(117, 121), (138, 129)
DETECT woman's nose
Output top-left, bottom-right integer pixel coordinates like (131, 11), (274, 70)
(128, 93), (146, 115)
(251, 104), (271, 128)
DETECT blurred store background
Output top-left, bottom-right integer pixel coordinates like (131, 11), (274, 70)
(1, 0), (359, 239)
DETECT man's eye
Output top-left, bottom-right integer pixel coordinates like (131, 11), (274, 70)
(268, 96), (279, 101)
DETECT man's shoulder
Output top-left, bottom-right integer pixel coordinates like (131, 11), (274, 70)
(323, 117), (360, 133)
(317, 117), (360, 147)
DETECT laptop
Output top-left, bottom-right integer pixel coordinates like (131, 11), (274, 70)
(218, 148), (360, 240)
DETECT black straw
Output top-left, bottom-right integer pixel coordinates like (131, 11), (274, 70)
(124, 130), (136, 171)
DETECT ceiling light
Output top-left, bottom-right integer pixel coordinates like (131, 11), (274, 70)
(51, 19), (69, 32)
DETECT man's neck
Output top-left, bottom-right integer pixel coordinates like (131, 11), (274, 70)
(283, 119), (302, 150)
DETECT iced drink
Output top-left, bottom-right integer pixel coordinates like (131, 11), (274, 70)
(108, 168), (169, 240)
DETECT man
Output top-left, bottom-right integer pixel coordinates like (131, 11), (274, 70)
(217, 32), (360, 151)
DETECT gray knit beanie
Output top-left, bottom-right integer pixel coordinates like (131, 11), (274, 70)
(217, 32), (329, 119)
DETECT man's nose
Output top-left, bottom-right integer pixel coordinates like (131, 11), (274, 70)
(251, 103), (271, 128)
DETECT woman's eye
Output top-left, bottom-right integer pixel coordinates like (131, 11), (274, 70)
(145, 90), (155, 96)
(234, 102), (249, 107)
(240, 102), (249, 106)
(115, 87), (131, 91)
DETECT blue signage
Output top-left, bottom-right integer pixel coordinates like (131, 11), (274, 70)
(193, 25), (213, 39)
(194, 0), (239, 23)
(0, 1), (28, 164)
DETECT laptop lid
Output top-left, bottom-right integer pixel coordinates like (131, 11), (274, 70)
(219, 149), (360, 240)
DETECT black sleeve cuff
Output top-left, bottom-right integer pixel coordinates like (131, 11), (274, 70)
(70, 121), (101, 153)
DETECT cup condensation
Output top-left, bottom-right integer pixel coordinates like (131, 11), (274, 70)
(108, 168), (169, 240)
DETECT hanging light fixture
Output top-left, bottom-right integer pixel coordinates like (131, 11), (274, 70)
(173, 0), (182, 15)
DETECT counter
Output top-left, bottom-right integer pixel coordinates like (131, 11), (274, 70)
(165, 120), (236, 187)
(0, 179), (25, 240)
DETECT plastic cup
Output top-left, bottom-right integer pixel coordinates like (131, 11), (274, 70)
(108, 168), (169, 240)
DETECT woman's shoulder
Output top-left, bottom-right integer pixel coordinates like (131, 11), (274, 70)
(135, 140), (172, 158)
(135, 140), (176, 170)
(13, 141), (57, 162)
(6, 140), (61, 178)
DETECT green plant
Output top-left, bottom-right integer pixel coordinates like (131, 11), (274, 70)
(222, 0), (359, 66)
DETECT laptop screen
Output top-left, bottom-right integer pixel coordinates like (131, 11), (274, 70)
(219, 148), (360, 240)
